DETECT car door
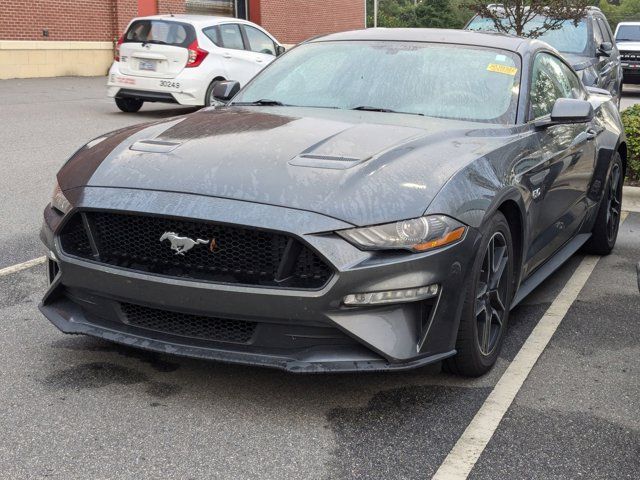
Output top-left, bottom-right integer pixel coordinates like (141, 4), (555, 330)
(524, 52), (598, 273)
(241, 24), (278, 72)
(215, 23), (260, 86)
(596, 16), (622, 95)
(592, 17), (618, 93)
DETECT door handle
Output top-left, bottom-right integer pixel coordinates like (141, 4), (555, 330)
(223, 53), (232, 59)
(255, 58), (263, 63)
(585, 128), (599, 140)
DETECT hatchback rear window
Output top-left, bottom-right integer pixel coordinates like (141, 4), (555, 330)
(124, 20), (195, 47)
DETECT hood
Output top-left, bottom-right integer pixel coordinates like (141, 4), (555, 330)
(616, 41), (640, 51)
(561, 53), (596, 71)
(59, 107), (516, 227)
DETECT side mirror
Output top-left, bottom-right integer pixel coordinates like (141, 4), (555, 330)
(212, 80), (240, 102)
(536, 98), (594, 128)
(598, 42), (613, 57)
(550, 98), (594, 124)
(275, 45), (286, 57)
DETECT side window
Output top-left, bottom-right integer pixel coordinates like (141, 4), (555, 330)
(203, 26), (221, 47)
(219, 24), (245, 50)
(530, 53), (582, 119)
(243, 25), (276, 55)
(597, 18), (613, 44)
(593, 18), (604, 47)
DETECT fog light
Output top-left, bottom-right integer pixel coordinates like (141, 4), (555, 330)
(343, 284), (439, 306)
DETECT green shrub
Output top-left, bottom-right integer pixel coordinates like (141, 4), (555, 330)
(621, 104), (640, 181)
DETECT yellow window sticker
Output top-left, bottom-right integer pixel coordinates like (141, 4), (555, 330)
(487, 63), (518, 76)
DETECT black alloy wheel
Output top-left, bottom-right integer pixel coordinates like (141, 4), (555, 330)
(476, 232), (509, 356)
(583, 153), (624, 255)
(445, 211), (514, 377)
(606, 162), (622, 244)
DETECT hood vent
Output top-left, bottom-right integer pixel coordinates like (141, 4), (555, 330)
(288, 123), (425, 170)
(289, 153), (363, 170)
(130, 139), (182, 153)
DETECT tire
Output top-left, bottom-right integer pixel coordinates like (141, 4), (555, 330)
(204, 79), (224, 107)
(582, 153), (623, 255)
(445, 212), (515, 377)
(115, 98), (143, 113)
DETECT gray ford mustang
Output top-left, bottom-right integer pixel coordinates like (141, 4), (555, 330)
(40, 29), (626, 376)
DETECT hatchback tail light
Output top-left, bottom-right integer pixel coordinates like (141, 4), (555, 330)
(186, 39), (208, 68)
(114, 36), (123, 61)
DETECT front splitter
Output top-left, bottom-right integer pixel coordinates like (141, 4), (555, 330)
(39, 301), (456, 374)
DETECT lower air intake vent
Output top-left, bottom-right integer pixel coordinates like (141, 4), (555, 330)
(121, 303), (257, 344)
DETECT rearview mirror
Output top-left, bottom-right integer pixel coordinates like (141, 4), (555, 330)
(276, 45), (286, 57)
(212, 80), (241, 102)
(535, 98), (594, 128)
(598, 42), (613, 57)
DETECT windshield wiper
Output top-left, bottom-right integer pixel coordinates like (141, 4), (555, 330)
(350, 106), (424, 116)
(141, 40), (168, 46)
(351, 105), (396, 112)
(234, 99), (286, 106)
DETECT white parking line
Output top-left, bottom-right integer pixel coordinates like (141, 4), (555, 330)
(432, 211), (629, 480)
(0, 256), (46, 277)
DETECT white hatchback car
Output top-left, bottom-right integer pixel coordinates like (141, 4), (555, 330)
(107, 15), (283, 112)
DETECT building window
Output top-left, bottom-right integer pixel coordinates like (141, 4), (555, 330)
(185, 0), (248, 19)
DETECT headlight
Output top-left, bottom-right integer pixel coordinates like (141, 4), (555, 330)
(51, 180), (71, 214)
(337, 215), (466, 252)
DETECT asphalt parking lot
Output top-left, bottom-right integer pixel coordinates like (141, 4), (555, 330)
(1, 77), (639, 479)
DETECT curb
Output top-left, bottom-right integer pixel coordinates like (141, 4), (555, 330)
(623, 185), (640, 213)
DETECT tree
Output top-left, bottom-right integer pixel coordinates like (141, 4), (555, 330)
(415, 0), (459, 28)
(468, 1), (590, 38)
(366, 0), (469, 29)
(599, 0), (640, 31)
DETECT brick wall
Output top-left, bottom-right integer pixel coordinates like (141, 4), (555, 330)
(0, 0), (186, 42)
(158, 0), (186, 16)
(257, 0), (365, 45)
(0, 0), (118, 41)
(0, 0), (365, 44)
(114, 0), (138, 39)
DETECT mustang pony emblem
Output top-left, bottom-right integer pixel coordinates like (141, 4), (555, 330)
(160, 232), (210, 255)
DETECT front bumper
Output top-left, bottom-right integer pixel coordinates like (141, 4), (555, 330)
(40, 187), (478, 372)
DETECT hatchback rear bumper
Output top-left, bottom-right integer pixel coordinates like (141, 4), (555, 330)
(107, 63), (208, 106)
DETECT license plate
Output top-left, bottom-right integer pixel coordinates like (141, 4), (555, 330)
(139, 60), (157, 71)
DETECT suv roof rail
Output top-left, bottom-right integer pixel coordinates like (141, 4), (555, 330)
(587, 6), (601, 12)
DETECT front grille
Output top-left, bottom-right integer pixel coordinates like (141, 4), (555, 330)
(620, 51), (640, 62)
(121, 303), (257, 344)
(58, 212), (332, 289)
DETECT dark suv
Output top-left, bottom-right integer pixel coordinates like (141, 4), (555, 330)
(467, 6), (622, 106)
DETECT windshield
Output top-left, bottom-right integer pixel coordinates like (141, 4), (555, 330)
(232, 41), (521, 124)
(467, 16), (588, 55)
(616, 25), (640, 42)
